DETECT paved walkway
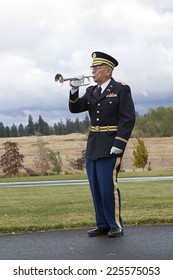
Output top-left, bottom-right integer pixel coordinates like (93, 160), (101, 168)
(0, 225), (172, 260)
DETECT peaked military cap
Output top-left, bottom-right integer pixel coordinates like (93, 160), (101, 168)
(91, 51), (118, 68)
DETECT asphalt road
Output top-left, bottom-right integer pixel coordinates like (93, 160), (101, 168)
(0, 225), (172, 260)
(0, 176), (173, 188)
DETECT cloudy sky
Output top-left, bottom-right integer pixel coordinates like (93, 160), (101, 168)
(0, 0), (173, 126)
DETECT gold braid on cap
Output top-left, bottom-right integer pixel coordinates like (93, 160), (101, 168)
(92, 58), (115, 68)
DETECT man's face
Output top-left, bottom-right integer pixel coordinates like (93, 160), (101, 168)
(90, 64), (112, 85)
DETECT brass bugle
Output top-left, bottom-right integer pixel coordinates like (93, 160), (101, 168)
(55, 73), (93, 86)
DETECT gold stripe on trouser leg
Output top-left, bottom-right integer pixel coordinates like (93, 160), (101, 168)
(113, 157), (122, 229)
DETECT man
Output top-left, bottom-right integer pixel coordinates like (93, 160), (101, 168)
(69, 51), (135, 237)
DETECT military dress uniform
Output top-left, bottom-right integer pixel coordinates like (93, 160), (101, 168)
(69, 52), (135, 237)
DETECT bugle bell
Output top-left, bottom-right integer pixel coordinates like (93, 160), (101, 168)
(54, 73), (93, 87)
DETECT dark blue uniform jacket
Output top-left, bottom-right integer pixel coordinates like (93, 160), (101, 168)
(69, 78), (135, 160)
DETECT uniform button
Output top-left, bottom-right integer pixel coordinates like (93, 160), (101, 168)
(97, 103), (100, 106)
(97, 111), (100, 113)
(96, 118), (99, 121)
(110, 101), (112, 104)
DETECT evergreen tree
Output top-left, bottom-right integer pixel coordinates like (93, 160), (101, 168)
(18, 123), (26, 137)
(56, 120), (66, 135)
(10, 124), (18, 137)
(66, 118), (74, 134)
(43, 121), (50, 135)
(38, 115), (45, 135)
(74, 117), (81, 133)
(36, 115), (50, 135)
(49, 126), (54, 135)
(132, 138), (148, 171)
(82, 114), (90, 132)
(5, 126), (11, 137)
(27, 114), (34, 135)
(53, 123), (59, 135)
(0, 122), (6, 137)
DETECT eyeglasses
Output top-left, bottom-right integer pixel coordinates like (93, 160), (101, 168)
(90, 63), (106, 70)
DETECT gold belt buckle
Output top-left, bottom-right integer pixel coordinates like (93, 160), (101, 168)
(95, 126), (100, 131)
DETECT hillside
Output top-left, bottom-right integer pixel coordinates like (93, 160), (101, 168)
(0, 134), (173, 173)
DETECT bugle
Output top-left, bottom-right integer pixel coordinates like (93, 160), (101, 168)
(54, 73), (93, 86)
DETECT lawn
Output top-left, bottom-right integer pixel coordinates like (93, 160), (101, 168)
(0, 179), (172, 234)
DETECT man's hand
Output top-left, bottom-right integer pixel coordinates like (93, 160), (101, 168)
(70, 75), (85, 87)
(110, 146), (123, 154)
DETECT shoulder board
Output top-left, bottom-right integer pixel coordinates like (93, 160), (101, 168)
(121, 82), (127, 86)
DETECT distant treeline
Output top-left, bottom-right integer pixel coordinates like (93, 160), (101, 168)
(133, 106), (173, 137)
(0, 106), (173, 138)
(0, 114), (90, 137)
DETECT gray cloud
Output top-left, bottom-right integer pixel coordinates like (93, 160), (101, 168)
(0, 0), (173, 125)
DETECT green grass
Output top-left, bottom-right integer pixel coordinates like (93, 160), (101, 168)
(119, 169), (173, 178)
(0, 180), (172, 234)
(0, 173), (88, 182)
(0, 169), (172, 183)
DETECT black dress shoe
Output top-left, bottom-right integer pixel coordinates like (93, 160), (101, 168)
(87, 227), (109, 237)
(108, 228), (124, 237)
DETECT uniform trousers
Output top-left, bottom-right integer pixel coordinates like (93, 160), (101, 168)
(86, 156), (123, 230)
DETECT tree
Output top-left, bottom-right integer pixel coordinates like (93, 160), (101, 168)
(133, 106), (173, 137)
(54, 120), (66, 135)
(66, 118), (74, 134)
(10, 124), (18, 137)
(34, 136), (50, 175)
(0, 122), (6, 137)
(82, 114), (90, 133)
(132, 138), (148, 171)
(5, 126), (11, 137)
(74, 117), (81, 133)
(27, 114), (34, 135)
(0, 141), (24, 177)
(35, 115), (50, 135)
(18, 123), (26, 137)
(47, 148), (62, 174)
